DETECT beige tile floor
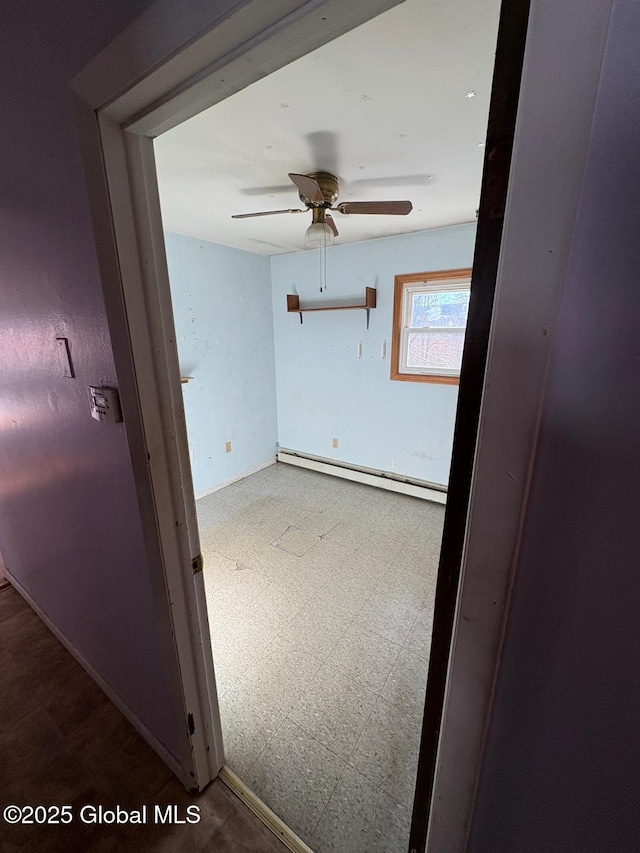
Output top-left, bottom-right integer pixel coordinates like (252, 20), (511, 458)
(198, 463), (443, 852)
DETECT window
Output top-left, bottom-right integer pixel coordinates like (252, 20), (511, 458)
(390, 269), (472, 384)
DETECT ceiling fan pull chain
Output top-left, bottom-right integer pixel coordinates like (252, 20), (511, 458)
(324, 235), (328, 293)
(320, 232), (328, 293)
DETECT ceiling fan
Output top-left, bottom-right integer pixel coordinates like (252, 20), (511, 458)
(231, 172), (413, 248)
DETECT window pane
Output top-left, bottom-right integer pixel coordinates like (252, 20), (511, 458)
(407, 331), (465, 371)
(410, 290), (470, 328)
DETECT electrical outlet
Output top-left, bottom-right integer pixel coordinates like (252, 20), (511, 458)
(332, 438), (339, 449)
(225, 441), (232, 453)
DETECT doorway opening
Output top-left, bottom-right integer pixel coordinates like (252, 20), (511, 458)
(151, 1), (501, 848)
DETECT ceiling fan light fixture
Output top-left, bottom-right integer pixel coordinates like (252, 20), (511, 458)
(304, 221), (334, 249)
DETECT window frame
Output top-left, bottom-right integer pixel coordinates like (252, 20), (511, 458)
(390, 268), (472, 384)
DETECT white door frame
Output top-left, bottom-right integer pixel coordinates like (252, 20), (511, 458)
(71, 0), (612, 843)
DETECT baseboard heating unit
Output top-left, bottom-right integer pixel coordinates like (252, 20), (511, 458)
(276, 449), (447, 504)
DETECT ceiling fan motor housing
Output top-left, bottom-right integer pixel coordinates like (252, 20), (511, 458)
(303, 171), (340, 207)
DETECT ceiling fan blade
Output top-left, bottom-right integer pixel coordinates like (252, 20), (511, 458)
(231, 208), (304, 219)
(335, 201), (413, 215)
(325, 214), (339, 237)
(288, 173), (325, 204)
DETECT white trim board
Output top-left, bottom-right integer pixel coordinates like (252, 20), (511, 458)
(2, 569), (184, 782)
(194, 460), (276, 501)
(277, 449), (447, 504)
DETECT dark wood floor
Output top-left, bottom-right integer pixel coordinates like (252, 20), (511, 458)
(0, 584), (288, 853)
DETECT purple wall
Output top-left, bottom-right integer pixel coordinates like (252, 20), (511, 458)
(0, 1), (184, 758)
(469, 2), (640, 850)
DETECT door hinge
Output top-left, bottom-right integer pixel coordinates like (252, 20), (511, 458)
(192, 553), (204, 575)
(483, 142), (510, 219)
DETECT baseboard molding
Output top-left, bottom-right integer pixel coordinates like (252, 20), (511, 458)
(219, 766), (314, 853)
(277, 449), (447, 504)
(3, 568), (186, 784)
(194, 459), (276, 501)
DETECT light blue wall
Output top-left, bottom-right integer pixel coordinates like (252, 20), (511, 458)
(270, 225), (476, 485)
(165, 232), (278, 496)
(167, 226), (475, 491)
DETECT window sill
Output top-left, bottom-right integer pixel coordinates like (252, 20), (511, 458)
(390, 370), (460, 385)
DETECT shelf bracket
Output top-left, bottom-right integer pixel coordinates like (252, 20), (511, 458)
(366, 308), (371, 330)
(298, 312), (303, 324)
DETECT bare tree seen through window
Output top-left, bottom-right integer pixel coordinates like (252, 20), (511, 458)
(407, 291), (469, 371)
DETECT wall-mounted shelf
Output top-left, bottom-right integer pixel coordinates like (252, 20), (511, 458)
(287, 287), (377, 329)
(180, 376), (194, 384)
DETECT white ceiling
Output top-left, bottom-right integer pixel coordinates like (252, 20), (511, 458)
(154, 0), (500, 256)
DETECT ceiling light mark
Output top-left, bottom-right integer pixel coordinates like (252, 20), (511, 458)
(465, 90), (476, 99)
(280, 103), (290, 109)
(478, 142), (486, 148)
(398, 133), (407, 138)
(361, 94), (371, 100)
(358, 165), (365, 170)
